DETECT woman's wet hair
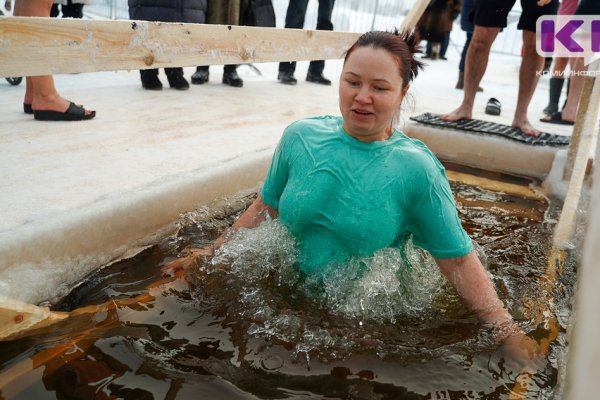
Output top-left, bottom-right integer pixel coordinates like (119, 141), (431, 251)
(344, 29), (424, 88)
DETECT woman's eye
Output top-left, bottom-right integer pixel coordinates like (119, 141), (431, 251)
(374, 86), (388, 91)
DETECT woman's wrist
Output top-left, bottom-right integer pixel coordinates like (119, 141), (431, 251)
(490, 318), (523, 343)
(477, 305), (522, 343)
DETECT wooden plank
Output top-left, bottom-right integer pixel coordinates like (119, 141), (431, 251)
(446, 170), (546, 201)
(0, 17), (361, 77)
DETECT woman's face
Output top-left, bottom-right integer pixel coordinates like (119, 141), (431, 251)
(339, 46), (408, 142)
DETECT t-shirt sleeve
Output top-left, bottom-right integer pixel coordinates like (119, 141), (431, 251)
(260, 126), (294, 209)
(407, 156), (473, 259)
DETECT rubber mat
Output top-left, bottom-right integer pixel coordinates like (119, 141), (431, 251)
(409, 113), (570, 147)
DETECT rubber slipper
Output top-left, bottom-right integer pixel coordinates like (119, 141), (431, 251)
(23, 103), (33, 115)
(33, 102), (95, 121)
(485, 97), (501, 116)
(539, 111), (574, 126)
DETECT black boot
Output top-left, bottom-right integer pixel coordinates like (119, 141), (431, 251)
(306, 71), (331, 85)
(165, 68), (189, 90)
(222, 68), (243, 87)
(140, 69), (162, 90)
(191, 66), (209, 84)
(455, 70), (483, 92)
(278, 71), (297, 85)
(455, 71), (464, 89)
(543, 77), (565, 115)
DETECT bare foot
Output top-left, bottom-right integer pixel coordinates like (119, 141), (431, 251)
(440, 104), (472, 122)
(32, 94), (93, 116)
(512, 117), (540, 137)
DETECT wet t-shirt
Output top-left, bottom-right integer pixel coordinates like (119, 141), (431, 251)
(261, 116), (473, 274)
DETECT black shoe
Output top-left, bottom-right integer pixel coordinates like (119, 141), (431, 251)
(278, 71), (297, 85)
(166, 70), (189, 90)
(306, 71), (331, 86)
(191, 68), (209, 84)
(142, 76), (162, 90)
(222, 71), (243, 87)
(141, 74), (163, 91)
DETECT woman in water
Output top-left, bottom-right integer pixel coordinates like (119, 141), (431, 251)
(212, 30), (539, 364)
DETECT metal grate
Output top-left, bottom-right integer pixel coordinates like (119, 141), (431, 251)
(410, 113), (571, 147)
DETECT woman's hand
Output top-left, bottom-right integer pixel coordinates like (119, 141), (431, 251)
(160, 245), (214, 275)
(501, 331), (544, 371)
(537, 0), (553, 6)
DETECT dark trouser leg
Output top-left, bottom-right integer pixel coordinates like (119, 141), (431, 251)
(543, 77), (565, 115)
(440, 31), (450, 57)
(140, 68), (159, 79)
(50, 3), (59, 17)
(308, 0), (335, 74)
(61, 1), (83, 18)
(459, 32), (473, 72)
(426, 41), (433, 57)
(165, 67), (184, 79)
(279, 0), (310, 74)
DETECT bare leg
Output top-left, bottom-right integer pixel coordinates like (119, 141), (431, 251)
(512, 31), (544, 136)
(441, 26), (499, 121)
(14, 0), (93, 116)
(552, 57), (569, 76)
(558, 58), (585, 122)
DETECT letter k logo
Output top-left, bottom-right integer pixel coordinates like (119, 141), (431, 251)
(541, 20), (584, 52)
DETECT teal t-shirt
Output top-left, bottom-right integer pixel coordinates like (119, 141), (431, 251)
(261, 116), (473, 274)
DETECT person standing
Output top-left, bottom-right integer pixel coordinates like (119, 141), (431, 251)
(191, 0), (276, 88)
(455, 0), (482, 91)
(441, 0), (559, 136)
(15, 0), (95, 121)
(540, 0), (599, 125)
(128, 0), (208, 91)
(277, 0), (335, 86)
(418, 0), (460, 61)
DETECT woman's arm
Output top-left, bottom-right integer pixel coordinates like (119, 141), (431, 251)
(434, 251), (540, 363)
(214, 194), (278, 248)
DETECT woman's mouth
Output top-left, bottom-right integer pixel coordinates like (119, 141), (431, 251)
(352, 109), (373, 118)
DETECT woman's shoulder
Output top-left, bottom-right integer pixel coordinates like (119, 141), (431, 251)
(282, 115), (341, 139)
(286, 115), (341, 131)
(390, 132), (444, 171)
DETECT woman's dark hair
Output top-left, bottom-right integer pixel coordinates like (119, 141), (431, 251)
(343, 29), (424, 89)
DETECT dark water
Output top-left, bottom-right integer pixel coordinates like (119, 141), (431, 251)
(0, 171), (578, 400)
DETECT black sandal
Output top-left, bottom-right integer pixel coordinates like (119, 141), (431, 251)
(33, 102), (95, 121)
(485, 97), (501, 116)
(23, 103), (33, 115)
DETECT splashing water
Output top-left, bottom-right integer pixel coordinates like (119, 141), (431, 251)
(212, 219), (451, 322)
(196, 218), (482, 363)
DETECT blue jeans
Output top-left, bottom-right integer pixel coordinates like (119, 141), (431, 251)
(279, 0), (336, 75)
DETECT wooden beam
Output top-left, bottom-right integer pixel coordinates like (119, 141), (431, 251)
(0, 17), (361, 77)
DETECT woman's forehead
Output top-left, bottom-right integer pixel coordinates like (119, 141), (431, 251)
(343, 47), (403, 77)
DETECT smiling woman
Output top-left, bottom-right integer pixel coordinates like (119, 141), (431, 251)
(208, 30), (541, 366)
(339, 30), (421, 142)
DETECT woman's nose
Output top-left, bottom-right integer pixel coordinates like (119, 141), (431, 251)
(354, 86), (371, 103)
